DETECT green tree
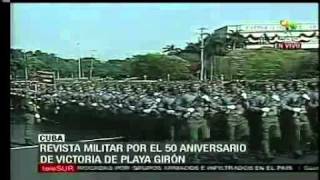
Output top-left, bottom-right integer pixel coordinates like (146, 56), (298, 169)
(162, 44), (182, 55)
(227, 30), (247, 50)
(130, 53), (192, 80)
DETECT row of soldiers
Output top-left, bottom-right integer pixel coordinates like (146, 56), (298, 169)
(11, 79), (318, 160)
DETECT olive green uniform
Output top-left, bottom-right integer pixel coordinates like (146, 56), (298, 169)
(175, 92), (210, 141)
(250, 93), (281, 158)
(281, 92), (313, 156)
(21, 96), (37, 144)
(221, 94), (249, 142)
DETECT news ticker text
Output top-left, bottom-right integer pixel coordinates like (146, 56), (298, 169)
(37, 134), (318, 173)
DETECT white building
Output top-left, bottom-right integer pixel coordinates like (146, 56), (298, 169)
(214, 23), (319, 49)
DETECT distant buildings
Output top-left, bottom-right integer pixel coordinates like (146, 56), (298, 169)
(214, 23), (319, 49)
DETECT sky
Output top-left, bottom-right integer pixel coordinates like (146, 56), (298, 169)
(11, 3), (318, 60)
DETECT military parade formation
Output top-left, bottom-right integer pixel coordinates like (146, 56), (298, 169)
(10, 79), (318, 161)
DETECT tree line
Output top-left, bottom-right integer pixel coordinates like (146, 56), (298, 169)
(10, 31), (318, 80)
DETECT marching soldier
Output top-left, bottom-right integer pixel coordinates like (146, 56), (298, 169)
(221, 83), (249, 142)
(157, 87), (179, 141)
(219, 83), (249, 160)
(10, 78), (318, 162)
(174, 83), (210, 142)
(306, 82), (318, 150)
(21, 92), (39, 145)
(281, 82), (314, 158)
(249, 84), (282, 160)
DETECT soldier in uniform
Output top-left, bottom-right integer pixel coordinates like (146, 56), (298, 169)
(174, 83), (210, 142)
(298, 82), (317, 151)
(281, 82), (314, 158)
(20, 92), (38, 145)
(249, 83), (282, 160)
(173, 84), (209, 162)
(306, 81), (318, 150)
(131, 88), (160, 140)
(199, 84), (219, 140)
(157, 87), (179, 141)
(221, 83), (249, 140)
(219, 83), (249, 160)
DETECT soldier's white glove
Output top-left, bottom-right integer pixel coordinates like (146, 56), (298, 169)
(54, 106), (60, 114)
(35, 113), (40, 119)
(155, 98), (161, 103)
(213, 96), (219, 100)
(91, 103), (98, 107)
(117, 104), (123, 108)
(227, 105), (236, 110)
(241, 93), (247, 99)
(183, 112), (191, 118)
(71, 100), (76, 103)
(261, 107), (270, 112)
(166, 110), (175, 114)
(272, 95), (280, 101)
(201, 95), (211, 102)
(187, 108), (195, 112)
(78, 102), (85, 106)
(36, 105), (40, 109)
(292, 108), (301, 112)
(302, 94), (310, 100)
(143, 109), (152, 113)
(129, 106), (136, 110)
(262, 112), (267, 117)
(103, 105), (110, 109)
(62, 101), (67, 104)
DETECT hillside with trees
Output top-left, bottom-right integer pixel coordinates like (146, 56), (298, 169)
(10, 32), (319, 80)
